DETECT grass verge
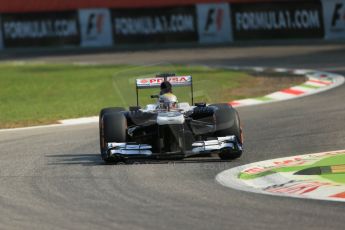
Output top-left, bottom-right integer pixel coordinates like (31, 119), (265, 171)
(0, 63), (304, 128)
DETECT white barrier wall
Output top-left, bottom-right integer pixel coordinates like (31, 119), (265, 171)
(78, 8), (113, 47)
(196, 3), (233, 43)
(322, 0), (345, 39)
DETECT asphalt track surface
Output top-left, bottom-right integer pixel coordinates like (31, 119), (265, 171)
(1, 42), (345, 230)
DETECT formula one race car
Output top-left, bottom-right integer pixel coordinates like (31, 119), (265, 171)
(99, 73), (243, 163)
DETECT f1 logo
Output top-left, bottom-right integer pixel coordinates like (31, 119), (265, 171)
(79, 9), (113, 47)
(331, 3), (345, 27)
(87, 13), (105, 35)
(197, 3), (232, 43)
(204, 8), (224, 32)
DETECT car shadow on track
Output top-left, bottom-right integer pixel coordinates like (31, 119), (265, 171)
(46, 153), (102, 166)
(45, 153), (235, 166)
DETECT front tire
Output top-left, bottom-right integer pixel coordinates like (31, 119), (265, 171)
(99, 107), (125, 128)
(211, 103), (243, 160)
(99, 109), (126, 162)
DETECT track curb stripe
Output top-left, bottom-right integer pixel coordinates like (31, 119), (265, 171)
(226, 67), (344, 108)
(308, 79), (332, 85)
(280, 88), (305, 95)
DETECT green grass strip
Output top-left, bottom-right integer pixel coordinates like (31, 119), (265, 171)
(0, 63), (250, 128)
(254, 96), (273, 102)
(0, 63), (306, 128)
(300, 83), (321, 89)
(239, 170), (276, 180)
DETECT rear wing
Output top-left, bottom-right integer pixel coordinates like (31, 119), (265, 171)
(136, 76), (192, 88)
(135, 76), (194, 106)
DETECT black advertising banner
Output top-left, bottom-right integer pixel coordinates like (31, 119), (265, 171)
(231, 1), (324, 40)
(112, 6), (198, 44)
(1, 11), (80, 47)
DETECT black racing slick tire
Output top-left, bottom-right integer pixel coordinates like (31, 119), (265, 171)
(99, 107), (125, 126)
(99, 107), (126, 161)
(103, 112), (127, 143)
(210, 103), (243, 160)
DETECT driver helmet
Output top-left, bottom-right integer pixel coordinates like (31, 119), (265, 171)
(160, 81), (172, 95)
(159, 93), (178, 109)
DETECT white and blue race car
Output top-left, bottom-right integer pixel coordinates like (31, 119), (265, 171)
(99, 74), (243, 163)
